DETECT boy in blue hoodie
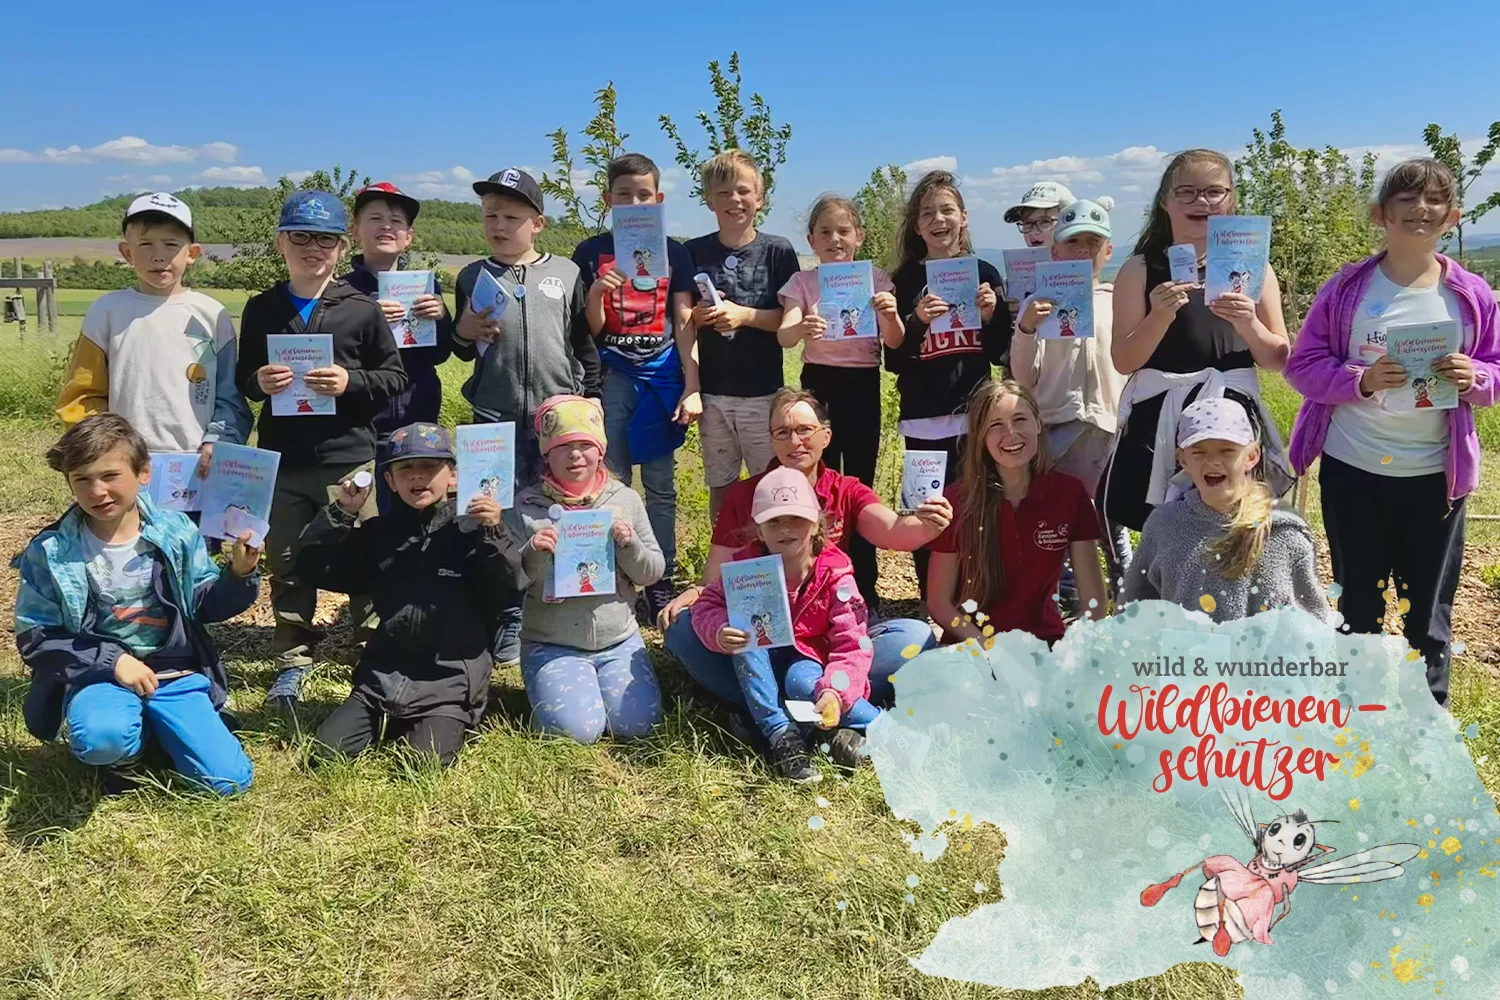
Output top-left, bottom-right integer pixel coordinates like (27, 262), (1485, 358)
(14, 414), (261, 795)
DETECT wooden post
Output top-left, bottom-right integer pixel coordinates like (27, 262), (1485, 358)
(9, 257), (18, 281)
(42, 260), (57, 333)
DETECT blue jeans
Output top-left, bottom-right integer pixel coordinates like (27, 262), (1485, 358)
(520, 632), (662, 744)
(1059, 521), (1134, 602)
(602, 367), (677, 575)
(65, 673), (252, 796)
(664, 609), (936, 739)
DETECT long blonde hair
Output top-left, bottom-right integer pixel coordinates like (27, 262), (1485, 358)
(1133, 149), (1238, 259)
(1203, 443), (1274, 579)
(955, 379), (1050, 611)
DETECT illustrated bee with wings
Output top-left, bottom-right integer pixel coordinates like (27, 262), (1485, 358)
(1139, 787), (1421, 957)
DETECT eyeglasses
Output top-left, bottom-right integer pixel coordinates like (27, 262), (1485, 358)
(770, 424), (827, 442)
(286, 231), (343, 250)
(1017, 217), (1057, 234)
(1171, 185), (1231, 206)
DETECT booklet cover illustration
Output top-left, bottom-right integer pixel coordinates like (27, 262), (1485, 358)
(1167, 243), (1200, 285)
(925, 257), (981, 333)
(1204, 216), (1271, 302)
(1002, 247), (1051, 300)
(611, 204), (670, 280)
(455, 422), (516, 511)
(378, 270), (437, 348)
(553, 508), (616, 599)
(199, 443), (280, 541)
(148, 451), (202, 512)
(900, 450), (948, 511)
(817, 261), (877, 339)
(720, 554), (796, 649)
(1035, 259), (1095, 339)
(266, 333), (335, 416)
(1385, 320), (1460, 412)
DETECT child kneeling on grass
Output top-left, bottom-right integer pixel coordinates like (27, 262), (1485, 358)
(296, 422), (527, 766)
(15, 414), (261, 796)
(1122, 398), (1326, 623)
(508, 395), (666, 744)
(687, 466), (880, 784)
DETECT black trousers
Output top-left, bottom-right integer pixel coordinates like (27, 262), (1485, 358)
(1320, 454), (1465, 707)
(802, 364), (882, 601)
(313, 695), (469, 767)
(904, 434), (967, 604)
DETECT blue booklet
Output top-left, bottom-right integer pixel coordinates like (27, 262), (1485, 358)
(1002, 247), (1050, 300)
(1167, 243), (1200, 285)
(378, 270), (437, 348)
(455, 422), (516, 510)
(1035, 259), (1095, 340)
(148, 451), (202, 512)
(816, 261), (877, 339)
(553, 508), (616, 599)
(610, 204), (670, 280)
(470, 268), (510, 320)
(720, 554), (796, 649)
(266, 333), (335, 417)
(1204, 216), (1271, 302)
(1385, 320), (1461, 412)
(199, 443), (280, 541)
(924, 257), (981, 332)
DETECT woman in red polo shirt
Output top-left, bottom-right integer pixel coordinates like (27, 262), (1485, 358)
(928, 378), (1108, 644)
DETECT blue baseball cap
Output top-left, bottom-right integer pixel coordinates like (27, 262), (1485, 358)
(382, 422), (454, 467)
(277, 191), (348, 234)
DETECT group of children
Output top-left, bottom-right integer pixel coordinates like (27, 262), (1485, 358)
(16, 144), (1498, 793)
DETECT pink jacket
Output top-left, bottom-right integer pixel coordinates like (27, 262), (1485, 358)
(692, 542), (873, 712)
(1284, 253), (1500, 502)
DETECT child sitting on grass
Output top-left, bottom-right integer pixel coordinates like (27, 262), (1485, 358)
(296, 422), (527, 767)
(1122, 398), (1326, 623)
(15, 413), (261, 795)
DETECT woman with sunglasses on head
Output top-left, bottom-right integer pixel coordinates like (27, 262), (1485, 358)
(1100, 150), (1292, 551)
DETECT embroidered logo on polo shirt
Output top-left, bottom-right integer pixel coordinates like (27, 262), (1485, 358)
(1033, 521), (1071, 551)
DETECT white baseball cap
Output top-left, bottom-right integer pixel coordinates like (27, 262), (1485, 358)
(1177, 398), (1256, 449)
(1004, 181), (1076, 223)
(123, 192), (194, 239)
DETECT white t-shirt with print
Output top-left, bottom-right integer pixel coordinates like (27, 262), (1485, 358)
(80, 529), (170, 656)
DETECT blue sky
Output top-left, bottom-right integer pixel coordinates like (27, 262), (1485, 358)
(5, 1), (1499, 253)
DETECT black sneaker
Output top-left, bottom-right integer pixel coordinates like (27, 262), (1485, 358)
(644, 581), (676, 626)
(829, 728), (867, 771)
(768, 729), (821, 784)
(98, 763), (141, 796)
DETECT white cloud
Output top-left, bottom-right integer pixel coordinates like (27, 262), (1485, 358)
(396, 165), (485, 201)
(660, 166), (683, 195)
(0, 136), (240, 166)
(904, 155), (958, 175)
(105, 173), (174, 187)
(285, 170), (315, 184)
(200, 165), (269, 187)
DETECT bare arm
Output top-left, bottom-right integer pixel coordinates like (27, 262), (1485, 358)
(673, 291), (700, 395)
(1246, 264), (1290, 372)
(928, 551), (984, 643)
(777, 301), (808, 348)
(1112, 256), (1182, 375)
(857, 497), (952, 551)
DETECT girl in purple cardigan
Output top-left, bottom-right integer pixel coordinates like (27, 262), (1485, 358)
(1284, 158), (1500, 708)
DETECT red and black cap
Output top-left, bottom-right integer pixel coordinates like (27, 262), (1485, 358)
(353, 182), (420, 222)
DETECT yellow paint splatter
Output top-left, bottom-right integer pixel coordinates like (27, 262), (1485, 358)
(981, 625), (994, 637)
(949, 809), (957, 818)
(1054, 738), (1063, 747)
(1407, 818), (1420, 828)
(1419, 848), (1430, 860)
(1199, 594), (1217, 613)
(825, 872), (838, 883)
(961, 843), (972, 853)
(1442, 836), (1462, 855)
(1352, 741), (1374, 779)
(1417, 893), (1435, 909)
(858, 856), (869, 865)
(1397, 597), (1411, 616)
(1113, 743), (1123, 750)
(1381, 455), (1394, 465)
(1388, 946), (1418, 984)
(961, 814), (974, 831)
(907, 708), (915, 717)
(1406, 650), (1421, 662)
(1333, 732), (1349, 748)
(1349, 798), (1361, 811)
(902, 644), (923, 659)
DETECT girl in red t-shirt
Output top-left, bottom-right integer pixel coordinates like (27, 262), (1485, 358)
(928, 378), (1108, 644)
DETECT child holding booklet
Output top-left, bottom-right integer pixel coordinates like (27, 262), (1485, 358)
(506, 395), (665, 744)
(1102, 150), (1291, 533)
(778, 194), (904, 600)
(1122, 399), (1326, 624)
(296, 422), (527, 766)
(928, 379), (1106, 646)
(1284, 158), (1500, 706)
(15, 415), (261, 795)
(237, 191), (408, 712)
(886, 171), (1011, 598)
(688, 466), (879, 784)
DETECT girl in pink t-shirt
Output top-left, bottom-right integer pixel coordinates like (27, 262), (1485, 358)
(777, 194), (904, 599)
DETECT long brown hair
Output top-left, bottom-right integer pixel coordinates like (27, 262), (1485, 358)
(895, 170), (973, 274)
(955, 379), (1050, 611)
(1132, 149), (1238, 259)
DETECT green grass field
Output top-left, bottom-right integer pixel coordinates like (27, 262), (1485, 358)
(2, 290), (1498, 998)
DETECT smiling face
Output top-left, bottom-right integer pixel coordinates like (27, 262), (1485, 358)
(809, 205), (864, 263)
(1374, 185), (1461, 253)
(1258, 815), (1318, 870)
(708, 164), (763, 231)
(482, 192), (544, 259)
(276, 231), (345, 284)
(385, 458), (455, 510)
(1176, 437), (1260, 509)
(1164, 159), (1234, 244)
(770, 400), (830, 473)
(982, 391), (1040, 472)
(608, 172), (661, 207)
(120, 221), (200, 294)
(67, 444), (147, 528)
(354, 200), (413, 259)
(917, 186), (967, 259)
(545, 440), (603, 487)
(758, 512), (816, 557)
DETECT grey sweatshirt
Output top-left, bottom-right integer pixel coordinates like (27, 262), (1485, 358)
(452, 254), (602, 423)
(1122, 491), (1328, 623)
(506, 479), (664, 650)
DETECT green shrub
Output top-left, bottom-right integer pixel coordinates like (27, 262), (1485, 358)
(0, 333), (66, 420)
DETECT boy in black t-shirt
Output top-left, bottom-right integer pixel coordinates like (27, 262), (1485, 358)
(573, 153), (699, 619)
(686, 149), (801, 522)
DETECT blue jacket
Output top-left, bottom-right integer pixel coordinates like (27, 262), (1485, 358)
(13, 494), (259, 741)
